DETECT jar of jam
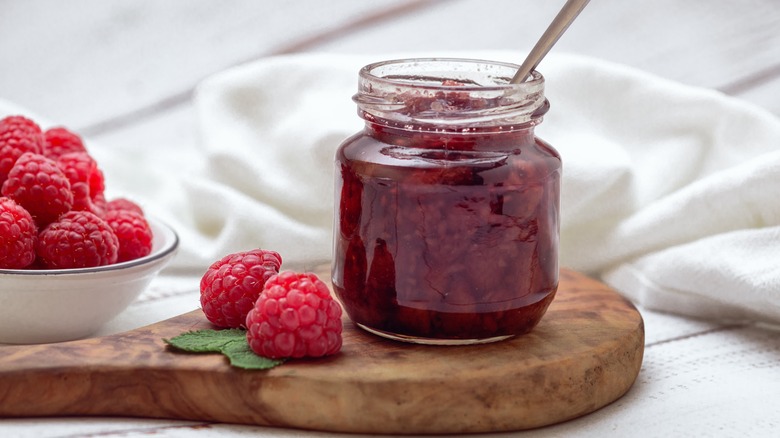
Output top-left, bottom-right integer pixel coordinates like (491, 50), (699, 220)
(332, 58), (560, 344)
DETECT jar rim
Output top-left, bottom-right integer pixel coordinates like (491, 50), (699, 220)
(358, 57), (544, 92)
(354, 57), (547, 131)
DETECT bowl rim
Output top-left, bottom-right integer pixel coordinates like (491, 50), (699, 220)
(0, 216), (179, 276)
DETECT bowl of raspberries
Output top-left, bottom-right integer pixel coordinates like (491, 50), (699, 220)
(0, 115), (178, 344)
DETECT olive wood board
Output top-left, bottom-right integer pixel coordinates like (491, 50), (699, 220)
(0, 267), (644, 435)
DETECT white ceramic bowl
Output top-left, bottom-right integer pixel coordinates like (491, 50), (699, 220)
(0, 216), (179, 344)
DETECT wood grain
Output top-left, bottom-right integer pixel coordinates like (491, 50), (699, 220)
(0, 268), (643, 435)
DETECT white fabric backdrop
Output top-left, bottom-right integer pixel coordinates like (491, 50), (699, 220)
(3, 51), (779, 324)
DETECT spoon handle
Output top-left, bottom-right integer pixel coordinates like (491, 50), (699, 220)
(510, 0), (591, 84)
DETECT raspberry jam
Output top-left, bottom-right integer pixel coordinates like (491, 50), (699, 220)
(332, 58), (561, 344)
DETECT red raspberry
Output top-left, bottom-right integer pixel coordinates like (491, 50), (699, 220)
(1, 152), (73, 227)
(43, 127), (87, 160)
(0, 116), (44, 185)
(105, 197), (144, 215)
(104, 209), (153, 262)
(200, 249), (282, 329)
(56, 152), (105, 215)
(36, 210), (119, 269)
(246, 271), (343, 359)
(91, 192), (108, 217)
(0, 197), (37, 269)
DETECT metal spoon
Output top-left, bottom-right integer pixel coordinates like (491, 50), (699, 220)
(510, 0), (591, 84)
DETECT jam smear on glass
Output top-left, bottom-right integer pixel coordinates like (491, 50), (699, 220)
(332, 59), (561, 344)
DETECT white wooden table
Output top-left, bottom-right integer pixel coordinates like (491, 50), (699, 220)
(1, 1), (779, 436)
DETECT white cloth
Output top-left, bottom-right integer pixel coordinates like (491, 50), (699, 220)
(3, 51), (779, 325)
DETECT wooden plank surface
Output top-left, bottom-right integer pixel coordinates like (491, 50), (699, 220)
(2, 0), (779, 136)
(0, 0), (427, 130)
(315, 0), (780, 90)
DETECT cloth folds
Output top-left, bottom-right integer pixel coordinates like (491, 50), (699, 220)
(3, 51), (779, 324)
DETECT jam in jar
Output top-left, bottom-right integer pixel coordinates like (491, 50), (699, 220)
(332, 58), (561, 344)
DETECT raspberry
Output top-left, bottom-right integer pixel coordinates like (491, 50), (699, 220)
(246, 271), (343, 359)
(91, 192), (108, 217)
(0, 197), (37, 269)
(1, 152), (73, 227)
(105, 197), (144, 215)
(56, 152), (105, 215)
(43, 127), (87, 160)
(36, 210), (119, 269)
(0, 116), (44, 185)
(200, 249), (282, 329)
(104, 209), (153, 262)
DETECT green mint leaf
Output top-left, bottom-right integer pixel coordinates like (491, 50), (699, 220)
(164, 328), (285, 370)
(164, 328), (246, 353)
(222, 340), (285, 370)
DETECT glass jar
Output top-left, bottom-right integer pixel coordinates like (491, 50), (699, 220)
(332, 58), (561, 344)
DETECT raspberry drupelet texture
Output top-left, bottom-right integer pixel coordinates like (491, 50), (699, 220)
(0, 115), (156, 270)
(1, 152), (73, 227)
(43, 127), (87, 160)
(0, 116), (44, 185)
(105, 197), (144, 215)
(104, 209), (153, 262)
(93, 193), (108, 216)
(0, 197), (37, 269)
(56, 151), (106, 215)
(246, 271), (343, 359)
(36, 210), (119, 269)
(200, 249), (283, 329)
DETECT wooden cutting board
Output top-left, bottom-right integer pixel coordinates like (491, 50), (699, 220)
(0, 267), (644, 435)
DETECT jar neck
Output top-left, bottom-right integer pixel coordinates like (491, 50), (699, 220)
(354, 58), (548, 140)
(363, 119), (538, 152)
